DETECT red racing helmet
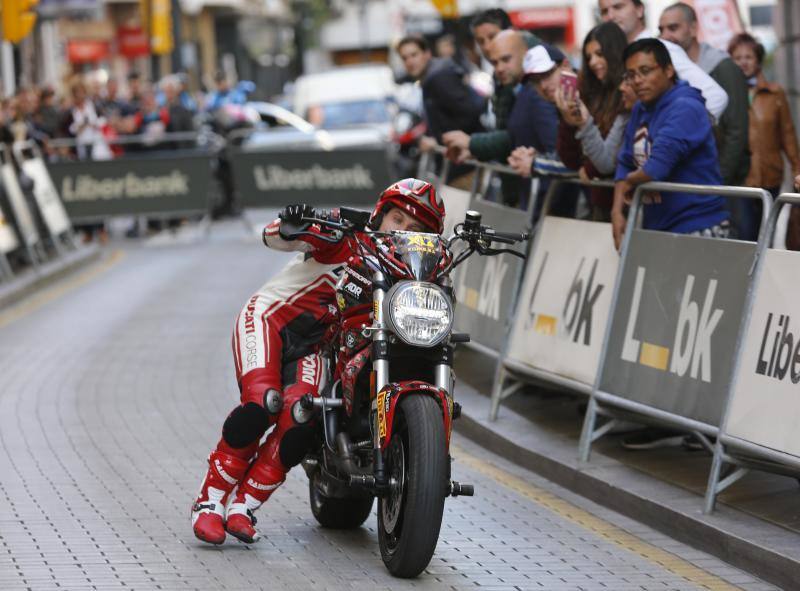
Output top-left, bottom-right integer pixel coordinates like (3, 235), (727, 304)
(370, 178), (445, 235)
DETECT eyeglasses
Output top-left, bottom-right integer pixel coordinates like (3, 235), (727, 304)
(622, 65), (661, 82)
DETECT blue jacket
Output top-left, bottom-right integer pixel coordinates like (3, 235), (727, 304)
(507, 83), (557, 153)
(615, 81), (727, 233)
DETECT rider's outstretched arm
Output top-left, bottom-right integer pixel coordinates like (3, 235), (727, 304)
(261, 209), (351, 262)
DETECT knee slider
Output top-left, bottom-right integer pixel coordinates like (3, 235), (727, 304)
(279, 425), (315, 468)
(222, 403), (269, 449)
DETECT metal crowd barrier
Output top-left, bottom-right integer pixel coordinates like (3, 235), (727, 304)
(488, 177), (615, 420)
(422, 154), (791, 515)
(577, 183), (771, 466)
(0, 141), (81, 282)
(704, 192), (800, 512)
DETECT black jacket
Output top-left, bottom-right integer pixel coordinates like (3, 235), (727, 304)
(421, 58), (485, 143)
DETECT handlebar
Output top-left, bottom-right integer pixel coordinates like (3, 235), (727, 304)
(481, 229), (530, 244)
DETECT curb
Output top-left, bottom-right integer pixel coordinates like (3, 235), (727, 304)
(0, 245), (103, 310)
(453, 390), (800, 591)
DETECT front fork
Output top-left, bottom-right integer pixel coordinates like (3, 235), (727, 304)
(369, 272), (456, 491)
(371, 271), (390, 488)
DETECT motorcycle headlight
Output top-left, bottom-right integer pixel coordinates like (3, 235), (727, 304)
(385, 282), (453, 347)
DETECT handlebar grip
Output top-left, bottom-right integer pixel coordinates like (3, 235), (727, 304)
(482, 229), (529, 244)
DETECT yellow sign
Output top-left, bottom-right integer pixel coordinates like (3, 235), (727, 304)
(430, 0), (458, 19)
(150, 0), (173, 55)
(407, 233), (436, 253)
(2, 0), (38, 45)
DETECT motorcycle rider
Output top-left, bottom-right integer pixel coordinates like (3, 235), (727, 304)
(191, 179), (446, 545)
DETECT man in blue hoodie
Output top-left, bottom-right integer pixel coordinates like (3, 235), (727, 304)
(613, 38), (728, 249)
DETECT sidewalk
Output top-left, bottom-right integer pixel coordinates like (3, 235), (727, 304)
(0, 244), (102, 310)
(453, 348), (800, 591)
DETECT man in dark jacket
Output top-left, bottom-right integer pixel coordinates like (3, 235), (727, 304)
(442, 9), (541, 205)
(397, 36), (484, 144)
(613, 38), (728, 249)
(658, 2), (753, 238)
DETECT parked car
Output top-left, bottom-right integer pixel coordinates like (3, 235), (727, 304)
(241, 101), (385, 151)
(291, 65), (397, 139)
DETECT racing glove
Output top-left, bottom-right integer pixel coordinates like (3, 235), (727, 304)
(279, 204), (315, 225)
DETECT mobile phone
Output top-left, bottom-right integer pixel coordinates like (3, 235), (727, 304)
(560, 70), (578, 97)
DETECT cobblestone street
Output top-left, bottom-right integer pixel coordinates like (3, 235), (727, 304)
(0, 224), (780, 590)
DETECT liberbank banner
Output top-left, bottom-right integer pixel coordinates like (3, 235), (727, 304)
(232, 148), (392, 207)
(725, 249), (800, 457)
(506, 217), (619, 386)
(452, 199), (529, 352)
(46, 153), (212, 220)
(599, 230), (754, 427)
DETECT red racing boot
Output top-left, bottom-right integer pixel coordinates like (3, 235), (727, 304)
(191, 450), (250, 544)
(225, 458), (286, 543)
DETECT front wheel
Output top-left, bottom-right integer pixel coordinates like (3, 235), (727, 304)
(378, 395), (447, 578)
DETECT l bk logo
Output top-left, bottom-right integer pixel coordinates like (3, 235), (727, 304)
(526, 254), (604, 346)
(621, 267), (723, 383)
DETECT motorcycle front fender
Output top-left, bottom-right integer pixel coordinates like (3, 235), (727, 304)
(375, 380), (454, 452)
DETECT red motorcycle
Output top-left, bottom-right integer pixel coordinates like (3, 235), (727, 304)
(286, 207), (528, 577)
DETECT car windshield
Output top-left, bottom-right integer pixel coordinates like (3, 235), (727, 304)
(311, 100), (391, 128)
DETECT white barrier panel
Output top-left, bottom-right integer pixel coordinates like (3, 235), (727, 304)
(1, 163), (39, 247)
(0, 206), (19, 253)
(506, 217), (618, 386)
(438, 185), (471, 240)
(725, 249), (800, 456)
(22, 158), (72, 237)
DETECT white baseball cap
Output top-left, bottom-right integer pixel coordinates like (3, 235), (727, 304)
(523, 45), (561, 77)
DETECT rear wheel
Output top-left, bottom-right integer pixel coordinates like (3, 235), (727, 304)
(378, 395), (447, 578)
(309, 478), (374, 529)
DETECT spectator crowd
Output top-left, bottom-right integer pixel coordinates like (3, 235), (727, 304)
(398, 0), (800, 249)
(0, 69), (248, 161)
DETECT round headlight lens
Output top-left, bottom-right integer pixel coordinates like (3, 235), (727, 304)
(386, 282), (453, 347)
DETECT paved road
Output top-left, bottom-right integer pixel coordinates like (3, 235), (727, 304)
(0, 221), (779, 591)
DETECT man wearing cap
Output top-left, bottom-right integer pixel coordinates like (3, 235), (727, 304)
(506, 44), (580, 216)
(598, 0), (727, 120)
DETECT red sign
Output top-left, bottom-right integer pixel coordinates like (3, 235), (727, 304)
(688, 0), (744, 50)
(67, 40), (110, 63)
(510, 7), (575, 48)
(510, 7), (571, 28)
(118, 25), (149, 58)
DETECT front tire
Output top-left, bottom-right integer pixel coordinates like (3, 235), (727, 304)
(378, 395), (447, 578)
(309, 479), (374, 529)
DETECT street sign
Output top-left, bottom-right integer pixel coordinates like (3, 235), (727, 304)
(2, 0), (38, 45)
(430, 0), (458, 19)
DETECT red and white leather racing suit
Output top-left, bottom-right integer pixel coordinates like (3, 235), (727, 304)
(192, 218), (353, 545)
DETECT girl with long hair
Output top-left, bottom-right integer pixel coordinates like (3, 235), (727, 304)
(556, 22), (633, 221)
